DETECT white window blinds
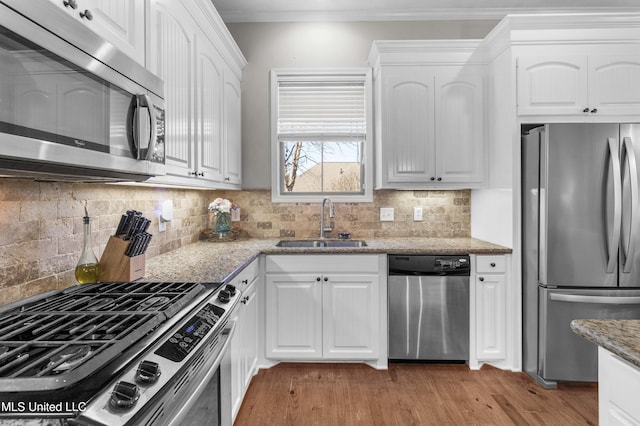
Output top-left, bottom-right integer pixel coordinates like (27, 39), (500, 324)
(277, 80), (366, 139)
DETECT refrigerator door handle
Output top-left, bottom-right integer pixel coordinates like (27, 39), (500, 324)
(622, 136), (639, 273)
(550, 293), (640, 304)
(608, 137), (622, 274)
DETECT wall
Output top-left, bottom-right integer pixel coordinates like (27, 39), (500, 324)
(213, 189), (470, 239)
(0, 179), (212, 306)
(226, 20), (499, 189)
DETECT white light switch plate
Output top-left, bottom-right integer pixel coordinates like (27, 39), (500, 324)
(413, 207), (423, 221)
(380, 208), (394, 221)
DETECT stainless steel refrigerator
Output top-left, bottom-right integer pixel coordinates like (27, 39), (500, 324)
(522, 123), (640, 389)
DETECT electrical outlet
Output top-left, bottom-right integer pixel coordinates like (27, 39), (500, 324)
(380, 208), (394, 222)
(231, 208), (240, 222)
(158, 221), (166, 232)
(413, 207), (423, 221)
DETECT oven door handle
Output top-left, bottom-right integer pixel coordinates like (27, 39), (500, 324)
(167, 320), (237, 426)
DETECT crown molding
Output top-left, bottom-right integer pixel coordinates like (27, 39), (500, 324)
(217, 7), (640, 23)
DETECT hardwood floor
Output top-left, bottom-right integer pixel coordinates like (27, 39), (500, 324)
(234, 363), (597, 425)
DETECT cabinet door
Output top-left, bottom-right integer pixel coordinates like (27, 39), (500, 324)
(323, 274), (379, 359)
(598, 347), (640, 425)
(223, 72), (242, 186)
(265, 274), (322, 358)
(148, 0), (195, 177)
(195, 31), (224, 183)
(241, 282), (258, 390)
(48, 0), (146, 65)
(517, 56), (588, 115)
(229, 304), (243, 420)
(435, 68), (484, 183)
(381, 68), (435, 184)
(589, 55), (640, 116)
(475, 273), (506, 361)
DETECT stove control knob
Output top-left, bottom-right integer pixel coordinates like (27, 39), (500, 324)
(136, 360), (161, 385)
(109, 381), (140, 410)
(225, 284), (237, 296)
(218, 289), (231, 303)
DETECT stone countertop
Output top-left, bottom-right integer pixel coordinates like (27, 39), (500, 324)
(571, 319), (640, 368)
(144, 237), (511, 283)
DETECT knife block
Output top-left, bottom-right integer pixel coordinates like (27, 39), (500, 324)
(98, 236), (145, 282)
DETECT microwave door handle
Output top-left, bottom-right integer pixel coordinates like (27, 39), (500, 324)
(126, 95), (140, 159)
(137, 94), (159, 161)
(550, 293), (640, 304)
(622, 136), (639, 273)
(608, 137), (622, 274)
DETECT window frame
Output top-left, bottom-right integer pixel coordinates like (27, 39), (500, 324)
(270, 68), (373, 203)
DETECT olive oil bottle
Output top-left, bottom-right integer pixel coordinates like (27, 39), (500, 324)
(75, 207), (99, 284)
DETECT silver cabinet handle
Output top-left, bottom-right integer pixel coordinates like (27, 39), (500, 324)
(550, 293), (640, 304)
(607, 137), (622, 274)
(622, 136), (639, 273)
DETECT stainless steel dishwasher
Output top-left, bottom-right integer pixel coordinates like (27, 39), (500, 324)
(388, 254), (470, 361)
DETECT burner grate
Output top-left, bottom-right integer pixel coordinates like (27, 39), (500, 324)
(0, 281), (205, 392)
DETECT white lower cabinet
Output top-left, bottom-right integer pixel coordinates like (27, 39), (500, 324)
(228, 259), (259, 422)
(472, 255), (507, 364)
(265, 255), (382, 361)
(598, 347), (640, 425)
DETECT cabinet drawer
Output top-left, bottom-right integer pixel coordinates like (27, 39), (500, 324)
(266, 255), (380, 274)
(476, 256), (506, 273)
(227, 258), (259, 291)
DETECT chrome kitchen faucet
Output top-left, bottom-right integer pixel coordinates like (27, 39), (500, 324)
(320, 198), (335, 238)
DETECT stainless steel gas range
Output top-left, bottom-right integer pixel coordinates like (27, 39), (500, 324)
(0, 280), (241, 425)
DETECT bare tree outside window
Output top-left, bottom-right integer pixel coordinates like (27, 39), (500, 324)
(281, 141), (362, 193)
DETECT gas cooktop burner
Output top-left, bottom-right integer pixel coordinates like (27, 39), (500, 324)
(0, 281), (206, 393)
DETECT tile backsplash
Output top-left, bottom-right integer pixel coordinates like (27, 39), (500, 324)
(213, 189), (471, 239)
(0, 180), (470, 306)
(0, 179), (211, 306)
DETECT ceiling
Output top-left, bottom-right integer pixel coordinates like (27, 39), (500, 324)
(210, 0), (640, 23)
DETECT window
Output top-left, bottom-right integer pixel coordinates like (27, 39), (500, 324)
(271, 69), (373, 202)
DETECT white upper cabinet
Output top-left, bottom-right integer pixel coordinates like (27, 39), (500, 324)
(517, 55), (640, 116)
(148, 0), (195, 178)
(49, 0), (146, 65)
(435, 68), (485, 184)
(517, 56), (588, 116)
(370, 41), (485, 190)
(196, 28), (225, 183)
(223, 73), (242, 185)
(381, 68), (435, 184)
(589, 56), (640, 116)
(146, 0), (246, 188)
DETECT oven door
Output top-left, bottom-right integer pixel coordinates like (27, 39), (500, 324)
(166, 321), (236, 426)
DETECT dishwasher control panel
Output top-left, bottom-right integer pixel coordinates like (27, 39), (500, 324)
(434, 257), (469, 272)
(388, 255), (470, 276)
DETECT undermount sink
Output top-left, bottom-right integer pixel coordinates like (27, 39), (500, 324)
(276, 239), (368, 248)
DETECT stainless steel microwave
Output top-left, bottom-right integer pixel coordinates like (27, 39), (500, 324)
(0, 1), (165, 181)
